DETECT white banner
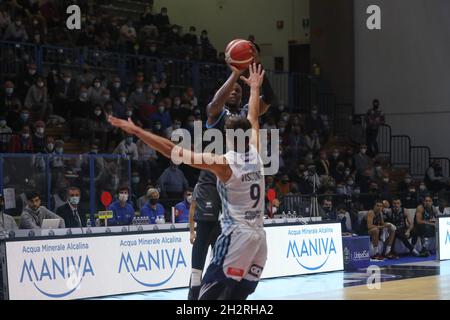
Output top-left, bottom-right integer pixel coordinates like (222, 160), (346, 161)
(438, 217), (450, 261)
(4, 223), (343, 300)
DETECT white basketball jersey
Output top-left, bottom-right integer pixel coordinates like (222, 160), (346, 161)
(217, 145), (265, 235)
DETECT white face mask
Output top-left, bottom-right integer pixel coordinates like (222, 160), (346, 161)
(5, 88), (13, 95)
(120, 97), (127, 104)
(155, 124), (162, 131)
(22, 133), (30, 139)
(186, 195), (193, 204)
(114, 82), (121, 88)
(69, 197), (80, 205)
(0, 120), (7, 127)
(47, 143), (54, 150)
(119, 194), (129, 202)
(126, 111), (133, 117)
(95, 110), (102, 116)
(136, 88), (143, 93)
(36, 128), (45, 134)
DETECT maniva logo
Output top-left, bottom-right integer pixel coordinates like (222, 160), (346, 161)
(19, 255), (94, 298)
(118, 248), (187, 287)
(287, 237), (337, 271)
(446, 230), (450, 245)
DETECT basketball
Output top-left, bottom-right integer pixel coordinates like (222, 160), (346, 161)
(225, 39), (256, 70)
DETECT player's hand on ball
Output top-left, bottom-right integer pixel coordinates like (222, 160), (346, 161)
(108, 116), (139, 135)
(240, 63), (265, 88)
(227, 61), (245, 76)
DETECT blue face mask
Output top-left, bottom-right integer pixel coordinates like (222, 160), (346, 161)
(126, 138), (133, 145)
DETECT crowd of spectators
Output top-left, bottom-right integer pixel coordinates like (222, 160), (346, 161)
(0, 0), (222, 63)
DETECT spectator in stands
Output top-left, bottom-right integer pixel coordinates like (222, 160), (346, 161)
(141, 188), (165, 224)
(183, 26), (199, 48)
(386, 197), (420, 257)
(1, 80), (19, 111)
(114, 134), (139, 160)
(119, 19), (137, 53)
(336, 204), (353, 235)
(56, 186), (86, 228)
(158, 161), (189, 199)
(414, 196), (438, 256)
(362, 199), (397, 260)
(165, 24), (182, 47)
(417, 182), (429, 202)
(46, 65), (60, 99)
(398, 174), (414, 195)
(150, 101), (172, 130)
(32, 120), (46, 153)
(129, 83), (147, 109)
(286, 125), (308, 170)
(78, 65), (96, 87)
(130, 170), (147, 201)
(44, 136), (56, 154)
(107, 186), (135, 226)
(50, 140), (65, 168)
(87, 78), (106, 106)
(0, 5), (11, 34)
(0, 116), (12, 152)
(19, 191), (65, 229)
(140, 4), (156, 29)
(182, 87), (198, 109)
(88, 105), (109, 151)
(8, 125), (33, 153)
(275, 174), (292, 197)
(154, 7), (171, 33)
(114, 91), (129, 119)
(350, 115), (366, 149)
(69, 86), (91, 138)
(315, 150), (330, 177)
(305, 105), (326, 135)
(174, 188), (194, 223)
(372, 161), (385, 184)
(108, 76), (126, 101)
(354, 144), (371, 176)
(360, 180), (380, 209)
(0, 192), (18, 232)
(379, 174), (391, 199)
(24, 76), (50, 120)
(305, 129), (321, 155)
(365, 99), (385, 157)
(53, 71), (78, 118)
(17, 62), (38, 98)
(349, 187), (365, 229)
(425, 160), (450, 193)
(200, 29), (216, 61)
(332, 161), (346, 183)
(319, 198), (336, 220)
(3, 16), (28, 42)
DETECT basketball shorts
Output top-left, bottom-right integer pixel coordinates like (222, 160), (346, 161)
(201, 227), (267, 289)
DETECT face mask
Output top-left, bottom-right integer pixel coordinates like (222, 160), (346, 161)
(126, 111), (133, 117)
(153, 90), (160, 95)
(119, 194), (129, 202)
(47, 143), (54, 150)
(80, 92), (88, 99)
(64, 78), (71, 83)
(186, 196), (193, 204)
(5, 88), (13, 95)
(405, 179), (412, 184)
(132, 177), (140, 184)
(120, 97), (126, 104)
(158, 106), (165, 113)
(278, 105), (285, 111)
(114, 82), (121, 88)
(150, 198), (158, 205)
(29, 69), (36, 75)
(360, 149), (367, 154)
(150, 47), (156, 52)
(21, 113), (29, 121)
(312, 110), (318, 115)
(69, 197), (80, 205)
(126, 138), (133, 144)
(95, 110), (102, 116)
(22, 133), (30, 139)
(282, 116), (289, 122)
(94, 82), (101, 88)
(383, 178), (389, 183)
(103, 95), (110, 100)
(37, 82), (44, 88)
(347, 180), (354, 186)
(36, 128), (45, 135)
(174, 100), (181, 106)
(280, 127), (285, 134)
(345, 170), (351, 176)
(0, 120), (6, 127)
(56, 148), (64, 154)
(333, 153), (339, 158)
(155, 124), (162, 131)
(16, 21), (22, 26)
(136, 88), (143, 93)
(337, 188), (345, 194)
(354, 189), (361, 195)
(419, 185), (426, 191)
(91, 149), (98, 154)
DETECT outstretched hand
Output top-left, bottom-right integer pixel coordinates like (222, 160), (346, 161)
(240, 63), (265, 88)
(108, 116), (140, 135)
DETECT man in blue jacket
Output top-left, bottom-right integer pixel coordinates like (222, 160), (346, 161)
(107, 186), (135, 226)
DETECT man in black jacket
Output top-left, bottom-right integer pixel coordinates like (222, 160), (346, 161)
(56, 187), (86, 228)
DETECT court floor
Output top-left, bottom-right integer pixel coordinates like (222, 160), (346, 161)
(95, 257), (450, 300)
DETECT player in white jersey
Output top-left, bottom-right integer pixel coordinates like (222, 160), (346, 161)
(109, 63), (267, 300)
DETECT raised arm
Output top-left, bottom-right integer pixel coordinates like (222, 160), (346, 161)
(108, 117), (232, 182)
(206, 65), (243, 126)
(240, 63), (265, 152)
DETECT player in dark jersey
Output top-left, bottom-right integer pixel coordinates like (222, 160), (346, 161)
(414, 195), (437, 257)
(362, 199), (397, 260)
(187, 56), (275, 300)
(385, 197), (420, 257)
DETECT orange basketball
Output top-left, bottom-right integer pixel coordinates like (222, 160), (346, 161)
(225, 39), (256, 70)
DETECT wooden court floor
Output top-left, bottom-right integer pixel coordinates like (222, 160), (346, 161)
(294, 274), (450, 300)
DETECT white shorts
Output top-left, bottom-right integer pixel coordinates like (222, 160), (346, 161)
(202, 227), (267, 285)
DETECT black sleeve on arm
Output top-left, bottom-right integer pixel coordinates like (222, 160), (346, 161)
(261, 73), (275, 105)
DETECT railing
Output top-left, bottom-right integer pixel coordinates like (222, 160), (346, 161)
(390, 135), (410, 167)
